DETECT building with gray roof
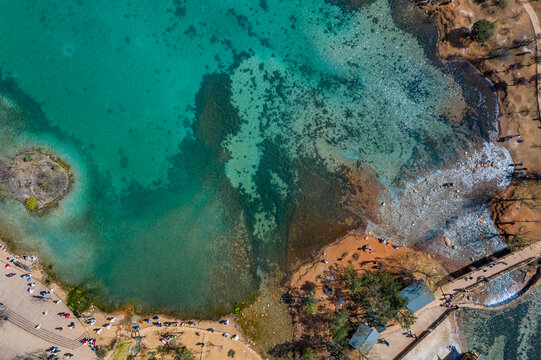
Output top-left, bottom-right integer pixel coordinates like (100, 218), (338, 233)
(400, 279), (435, 314)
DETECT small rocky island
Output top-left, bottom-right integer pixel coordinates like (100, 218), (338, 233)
(0, 149), (72, 214)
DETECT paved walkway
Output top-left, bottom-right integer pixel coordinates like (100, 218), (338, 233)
(521, 0), (541, 119)
(371, 241), (541, 360)
(0, 253), (97, 359)
(3, 309), (87, 349)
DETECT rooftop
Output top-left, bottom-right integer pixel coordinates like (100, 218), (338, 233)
(400, 279), (435, 314)
(349, 323), (380, 354)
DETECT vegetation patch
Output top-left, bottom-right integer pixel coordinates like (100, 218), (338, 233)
(471, 19), (495, 42)
(345, 268), (408, 328)
(55, 159), (70, 171)
(174, 345), (195, 360)
(114, 341), (131, 359)
(25, 196), (38, 212)
(67, 287), (94, 314)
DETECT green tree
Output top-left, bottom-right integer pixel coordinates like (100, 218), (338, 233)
(471, 19), (495, 42)
(397, 309), (416, 330)
(301, 347), (319, 360)
(175, 346), (195, 360)
(328, 309), (353, 359)
(25, 196), (38, 212)
(345, 269), (408, 328)
(303, 290), (318, 315)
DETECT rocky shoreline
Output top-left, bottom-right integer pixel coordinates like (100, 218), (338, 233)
(426, 0), (541, 246)
(0, 148), (72, 214)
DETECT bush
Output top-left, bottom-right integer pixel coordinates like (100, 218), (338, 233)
(471, 19), (495, 42)
(67, 287), (93, 314)
(492, 0), (507, 6)
(96, 347), (107, 359)
(25, 196), (38, 212)
(227, 349), (236, 357)
(303, 290), (318, 315)
(56, 159), (70, 171)
(175, 346), (195, 360)
(301, 347), (319, 360)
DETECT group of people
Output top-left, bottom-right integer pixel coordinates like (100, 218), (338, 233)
(2, 251), (83, 358)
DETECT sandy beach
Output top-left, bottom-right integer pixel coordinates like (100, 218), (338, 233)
(0, 240), (261, 360)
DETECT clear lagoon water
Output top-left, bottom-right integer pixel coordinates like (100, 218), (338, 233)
(0, 0), (503, 315)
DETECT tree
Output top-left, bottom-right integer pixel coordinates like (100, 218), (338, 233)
(175, 346), (195, 360)
(345, 269), (408, 328)
(303, 290), (318, 315)
(328, 309), (353, 359)
(492, 0), (507, 7)
(471, 19), (495, 42)
(301, 347), (319, 360)
(396, 309), (416, 330)
(25, 196), (38, 212)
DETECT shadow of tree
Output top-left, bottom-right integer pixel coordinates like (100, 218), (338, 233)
(445, 28), (472, 49)
(13, 352), (50, 360)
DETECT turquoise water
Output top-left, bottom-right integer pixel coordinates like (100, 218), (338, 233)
(0, 0), (498, 315)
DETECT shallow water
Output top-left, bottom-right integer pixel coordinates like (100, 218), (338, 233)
(0, 0), (507, 315)
(459, 287), (541, 360)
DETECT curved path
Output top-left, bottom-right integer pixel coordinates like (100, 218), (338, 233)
(521, 0), (541, 119)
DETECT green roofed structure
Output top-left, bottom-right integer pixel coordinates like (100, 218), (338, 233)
(400, 279), (435, 314)
(349, 323), (380, 354)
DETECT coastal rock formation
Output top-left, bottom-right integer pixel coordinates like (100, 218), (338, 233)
(0, 149), (71, 213)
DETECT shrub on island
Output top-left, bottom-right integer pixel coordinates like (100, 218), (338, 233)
(25, 196), (38, 212)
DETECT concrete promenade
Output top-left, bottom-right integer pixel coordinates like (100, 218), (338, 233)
(0, 251), (97, 359)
